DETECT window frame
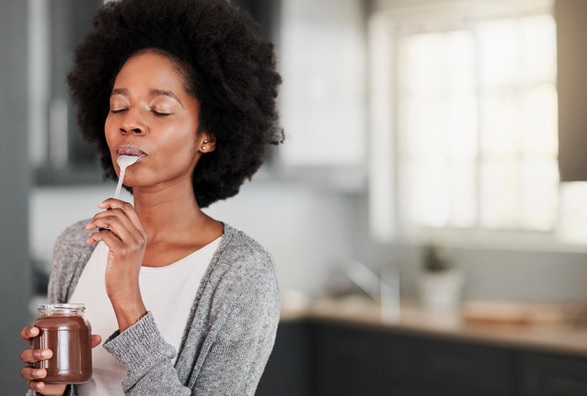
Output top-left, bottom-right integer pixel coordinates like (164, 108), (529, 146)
(367, 0), (587, 252)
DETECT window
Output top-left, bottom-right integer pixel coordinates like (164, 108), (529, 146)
(366, 0), (587, 248)
(398, 13), (557, 232)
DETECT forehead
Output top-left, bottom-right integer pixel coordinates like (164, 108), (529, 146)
(114, 51), (188, 93)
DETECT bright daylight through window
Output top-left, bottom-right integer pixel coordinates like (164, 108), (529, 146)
(397, 14), (558, 233)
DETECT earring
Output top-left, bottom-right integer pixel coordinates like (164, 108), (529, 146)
(203, 139), (208, 144)
(202, 146), (207, 151)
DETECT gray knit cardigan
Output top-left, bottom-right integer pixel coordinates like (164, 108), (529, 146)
(46, 220), (280, 396)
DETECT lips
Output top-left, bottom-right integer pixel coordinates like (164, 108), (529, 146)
(117, 145), (147, 159)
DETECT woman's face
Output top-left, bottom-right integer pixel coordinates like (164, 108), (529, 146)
(105, 50), (210, 192)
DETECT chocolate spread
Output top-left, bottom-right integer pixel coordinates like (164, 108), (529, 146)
(32, 304), (92, 384)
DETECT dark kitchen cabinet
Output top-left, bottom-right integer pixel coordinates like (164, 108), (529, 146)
(314, 322), (515, 396)
(313, 323), (396, 395)
(387, 331), (515, 396)
(256, 321), (314, 396)
(257, 319), (587, 396)
(520, 352), (587, 396)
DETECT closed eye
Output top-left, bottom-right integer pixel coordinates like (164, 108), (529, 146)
(152, 110), (171, 117)
(110, 108), (127, 114)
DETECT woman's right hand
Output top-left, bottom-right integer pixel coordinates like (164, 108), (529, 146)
(19, 326), (101, 395)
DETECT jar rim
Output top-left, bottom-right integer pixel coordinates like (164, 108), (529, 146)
(38, 303), (85, 315)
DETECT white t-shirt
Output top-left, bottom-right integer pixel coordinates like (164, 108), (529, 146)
(70, 237), (221, 396)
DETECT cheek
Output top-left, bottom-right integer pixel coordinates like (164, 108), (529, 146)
(175, 134), (199, 164)
(169, 118), (199, 153)
(104, 117), (117, 149)
(155, 126), (198, 167)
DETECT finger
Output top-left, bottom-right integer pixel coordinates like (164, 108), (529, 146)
(28, 379), (46, 393)
(91, 334), (102, 348)
(86, 207), (146, 245)
(20, 348), (52, 364)
(21, 367), (46, 381)
(20, 326), (39, 342)
(86, 206), (133, 231)
(30, 381), (67, 396)
(86, 227), (126, 248)
(86, 223), (142, 254)
(95, 199), (146, 237)
(96, 197), (127, 209)
(87, 212), (146, 249)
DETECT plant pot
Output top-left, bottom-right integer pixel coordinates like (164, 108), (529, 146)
(418, 270), (464, 311)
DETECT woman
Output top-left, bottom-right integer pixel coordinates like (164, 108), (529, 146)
(19, 0), (283, 394)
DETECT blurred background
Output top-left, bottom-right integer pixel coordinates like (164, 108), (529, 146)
(3, 0), (587, 394)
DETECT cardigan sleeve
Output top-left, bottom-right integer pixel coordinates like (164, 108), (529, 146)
(103, 311), (191, 395)
(43, 220), (94, 396)
(48, 220), (94, 305)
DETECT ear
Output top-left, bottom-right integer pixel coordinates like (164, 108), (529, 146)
(198, 132), (216, 154)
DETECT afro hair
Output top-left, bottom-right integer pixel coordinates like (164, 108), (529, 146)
(67, 0), (283, 208)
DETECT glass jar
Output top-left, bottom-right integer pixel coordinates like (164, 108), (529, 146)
(32, 303), (92, 384)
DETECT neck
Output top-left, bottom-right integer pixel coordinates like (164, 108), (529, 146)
(132, 180), (205, 242)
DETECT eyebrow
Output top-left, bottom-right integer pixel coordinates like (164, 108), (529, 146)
(111, 88), (184, 108)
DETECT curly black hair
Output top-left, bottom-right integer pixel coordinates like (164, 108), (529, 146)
(67, 0), (283, 208)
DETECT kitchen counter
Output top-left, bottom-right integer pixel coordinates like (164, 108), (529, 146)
(280, 297), (587, 357)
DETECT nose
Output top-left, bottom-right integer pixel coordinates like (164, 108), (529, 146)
(120, 109), (146, 135)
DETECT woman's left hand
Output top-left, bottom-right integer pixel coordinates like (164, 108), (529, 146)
(85, 198), (148, 330)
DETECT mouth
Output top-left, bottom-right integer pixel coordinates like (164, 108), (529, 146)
(116, 145), (147, 160)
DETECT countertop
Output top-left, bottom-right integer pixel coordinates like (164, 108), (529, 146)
(280, 296), (587, 357)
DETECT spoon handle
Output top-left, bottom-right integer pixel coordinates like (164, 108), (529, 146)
(114, 167), (127, 199)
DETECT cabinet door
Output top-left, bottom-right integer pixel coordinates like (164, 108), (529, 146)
(520, 352), (587, 396)
(389, 332), (516, 395)
(313, 322), (515, 396)
(256, 321), (312, 396)
(313, 323), (397, 396)
(382, 380), (508, 396)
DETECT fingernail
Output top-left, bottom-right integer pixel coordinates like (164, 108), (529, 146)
(41, 350), (52, 358)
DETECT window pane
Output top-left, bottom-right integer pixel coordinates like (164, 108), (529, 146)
(401, 99), (448, 157)
(477, 20), (520, 85)
(402, 33), (446, 93)
(480, 89), (522, 157)
(447, 31), (477, 160)
(480, 161), (521, 229)
(521, 15), (556, 82)
(521, 157), (558, 230)
(449, 161), (477, 227)
(404, 160), (450, 227)
(448, 93), (477, 160)
(521, 83), (558, 155)
(447, 31), (475, 89)
(558, 183), (587, 244)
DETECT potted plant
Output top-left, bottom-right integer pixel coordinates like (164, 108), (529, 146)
(418, 243), (464, 311)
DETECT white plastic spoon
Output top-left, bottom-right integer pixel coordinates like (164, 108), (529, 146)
(113, 155), (139, 199)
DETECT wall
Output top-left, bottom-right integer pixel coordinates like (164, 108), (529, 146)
(30, 180), (356, 298)
(0, 1), (31, 393)
(352, 194), (587, 303)
(31, 181), (587, 307)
